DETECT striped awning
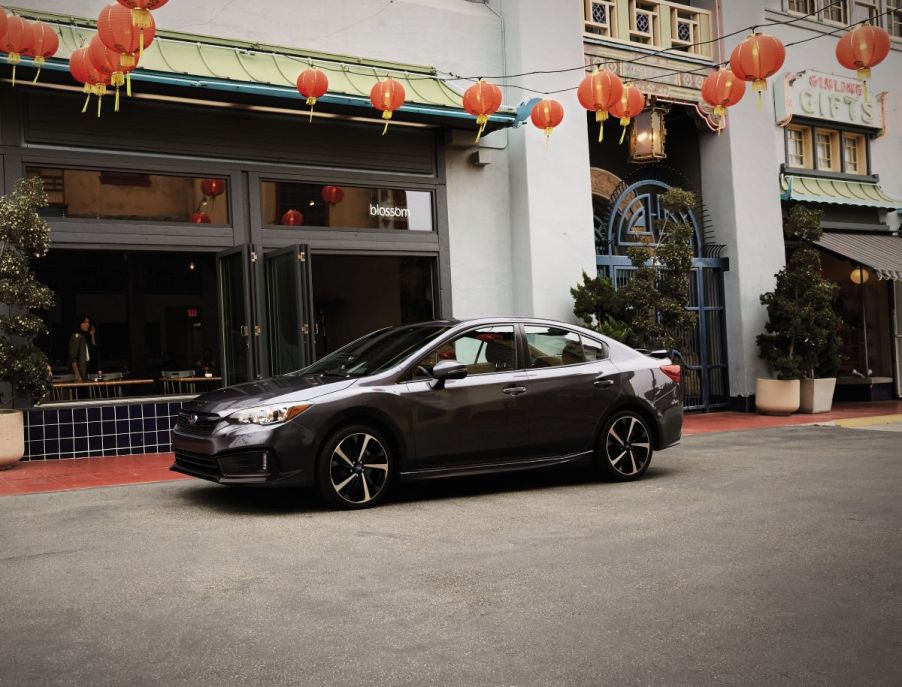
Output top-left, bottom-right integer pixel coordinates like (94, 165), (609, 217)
(781, 174), (902, 210)
(815, 232), (902, 281)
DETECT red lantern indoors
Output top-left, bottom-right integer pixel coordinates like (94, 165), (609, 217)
(730, 32), (785, 107)
(530, 98), (564, 144)
(88, 35), (132, 112)
(23, 21), (58, 83)
(2, 15), (34, 86)
(462, 79), (503, 143)
(281, 209), (304, 226)
(115, 0), (165, 55)
(190, 212), (212, 224)
(98, 3), (155, 69)
(321, 186), (345, 205)
(200, 178), (226, 198)
(69, 47), (109, 117)
(296, 67), (329, 122)
(370, 78), (406, 134)
(577, 68), (623, 142)
(701, 67), (745, 132)
(609, 85), (645, 144)
(836, 24), (890, 98)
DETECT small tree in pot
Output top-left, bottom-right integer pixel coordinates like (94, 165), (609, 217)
(756, 205), (841, 414)
(0, 177), (54, 468)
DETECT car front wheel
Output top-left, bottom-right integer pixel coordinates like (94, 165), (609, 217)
(595, 410), (654, 481)
(316, 425), (394, 509)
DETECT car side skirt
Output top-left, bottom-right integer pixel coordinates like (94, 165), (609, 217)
(399, 450), (594, 482)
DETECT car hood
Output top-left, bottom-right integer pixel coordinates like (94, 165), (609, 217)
(181, 375), (357, 416)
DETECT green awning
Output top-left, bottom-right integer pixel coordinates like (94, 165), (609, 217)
(780, 174), (902, 210)
(13, 8), (517, 127)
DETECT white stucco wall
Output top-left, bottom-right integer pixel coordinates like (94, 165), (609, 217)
(704, 0), (902, 398)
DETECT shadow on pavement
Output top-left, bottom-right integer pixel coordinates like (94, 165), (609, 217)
(173, 462), (681, 515)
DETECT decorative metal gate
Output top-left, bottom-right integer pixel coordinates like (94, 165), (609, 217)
(595, 168), (730, 410)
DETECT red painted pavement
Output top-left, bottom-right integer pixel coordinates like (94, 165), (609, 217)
(2, 400), (900, 497)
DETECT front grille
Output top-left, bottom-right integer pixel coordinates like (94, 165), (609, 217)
(176, 410), (220, 436)
(173, 451), (220, 479)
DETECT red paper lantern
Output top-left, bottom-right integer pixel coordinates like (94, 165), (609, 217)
(577, 68), (624, 141)
(200, 178), (226, 198)
(23, 21), (58, 83)
(297, 67), (329, 121)
(281, 209), (304, 226)
(370, 78), (406, 134)
(190, 212), (212, 224)
(69, 47), (110, 117)
(530, 98), (565, 143)
(88, 35), (132, 111)
(462, 79), (503, 142)
(321, 186), (345, 205)
(836, 24), (890, 96)
(701, 67), (746, 131)
(730, 32), (785, 96)
(2, 16), (34, 86)
(609, 85), (645, 144)
(0, 9), (8, 41)
(115, 0), (163, 55)
(98, 3), (155, 68)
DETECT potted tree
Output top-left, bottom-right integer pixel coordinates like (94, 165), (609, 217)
(0, 177), (54, 469)
(756, 206), (841, 415)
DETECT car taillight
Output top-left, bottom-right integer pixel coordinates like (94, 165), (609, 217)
(660, 364), (681, 383)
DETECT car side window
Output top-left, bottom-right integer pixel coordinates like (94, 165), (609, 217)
(581, 336), (608, 361)
(524, 325), (586, 368)
(412, 325), (517, 378)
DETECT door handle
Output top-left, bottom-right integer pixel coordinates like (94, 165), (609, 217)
(503, 386), (527, 396)
(594, 378), (615, 388)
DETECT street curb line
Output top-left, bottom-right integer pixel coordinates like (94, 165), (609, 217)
(814, 413), (902, 429)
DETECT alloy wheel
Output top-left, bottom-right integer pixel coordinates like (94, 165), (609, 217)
(605, 415), (652, 477)
(328, 432), (390, 505)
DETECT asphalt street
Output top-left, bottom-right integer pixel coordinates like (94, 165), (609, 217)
(1, 425), (900, 687)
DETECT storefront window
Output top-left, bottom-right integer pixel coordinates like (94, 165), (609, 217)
(261, 181), (433, 231)
(25, 168), (230, 224)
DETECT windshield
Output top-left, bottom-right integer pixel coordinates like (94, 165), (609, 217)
(294, 323), (453, 379)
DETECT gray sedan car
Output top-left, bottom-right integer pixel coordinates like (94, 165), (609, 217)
(171, 318), (682, 509)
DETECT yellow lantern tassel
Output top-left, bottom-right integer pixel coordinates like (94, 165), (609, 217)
(132, 8), (152, 60)
(475, 114), (488, 143)
(714, 105), (725, 135)
(126, 72), (132, 97)
(381, 109), (392, 135)
(597, 110), (609, 142)
(111, 72), (125, 112)
(619, 116), (630, 145)
(306, 97), (316, 123)
(82, 85), (92, 114)
(544, 127), (553, 151)
(97, 92), (103, 118)
(11, 63), (15, 87)
(114, 87), (120, 112)
(858, 69), (870, 102)
(32, 56), (45, 83)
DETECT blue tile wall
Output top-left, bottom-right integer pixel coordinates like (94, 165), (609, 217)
(22, 401), (183, 460)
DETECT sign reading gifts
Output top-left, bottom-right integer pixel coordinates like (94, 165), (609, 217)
(775, 69), (884, 130)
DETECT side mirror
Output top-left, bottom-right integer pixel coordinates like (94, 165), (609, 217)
(430, 359), (468, 389)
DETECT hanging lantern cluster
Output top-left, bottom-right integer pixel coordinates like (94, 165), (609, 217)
(191, 178), (226, 223)
(610, 86), (645, 144)
(0, 10), (60, 86)
(577, 68), (623, 141)
(835, 24), (889, 99)
(701, 67), (745, 132)
(69, 48), (109, 117)
(115, 0), (166, 57)
(370, 78), (406, 135)
(296, 66), (329, 121)
(462, 79), (503, 143)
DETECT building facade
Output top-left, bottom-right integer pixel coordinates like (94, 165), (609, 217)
(2, 0), (900, 460)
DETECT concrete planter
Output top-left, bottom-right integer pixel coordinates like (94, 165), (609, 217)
(0, 409), (25, 470)
(799, 377), (837, 414)
(755, 378), (800, 416)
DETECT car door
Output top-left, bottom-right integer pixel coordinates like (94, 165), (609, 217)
(401, 324), (530, 470)
(520, 325), (622, 458)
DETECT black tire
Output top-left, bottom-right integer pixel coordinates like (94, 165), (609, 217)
(316, 424), (395, 510)
(594, 410), (654, 481)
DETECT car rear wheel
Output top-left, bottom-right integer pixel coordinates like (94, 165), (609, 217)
(594, 410), (654, 481)
(316, 425), (394, 509)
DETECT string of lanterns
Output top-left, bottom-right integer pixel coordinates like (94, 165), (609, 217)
(0, 5), (891, 141)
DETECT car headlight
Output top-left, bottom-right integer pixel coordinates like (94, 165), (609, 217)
(229, 403), (311, 425)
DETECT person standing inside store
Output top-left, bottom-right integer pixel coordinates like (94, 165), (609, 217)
(68, 315), (93, 382)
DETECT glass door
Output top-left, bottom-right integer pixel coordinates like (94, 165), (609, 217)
(217, 246), (255, 386)
(264, 245), (312, 376)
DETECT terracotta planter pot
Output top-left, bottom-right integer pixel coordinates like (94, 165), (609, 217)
(799, 377), (837, 414)
(755, 378), (800, 416)
(0, 409), (25, 470)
